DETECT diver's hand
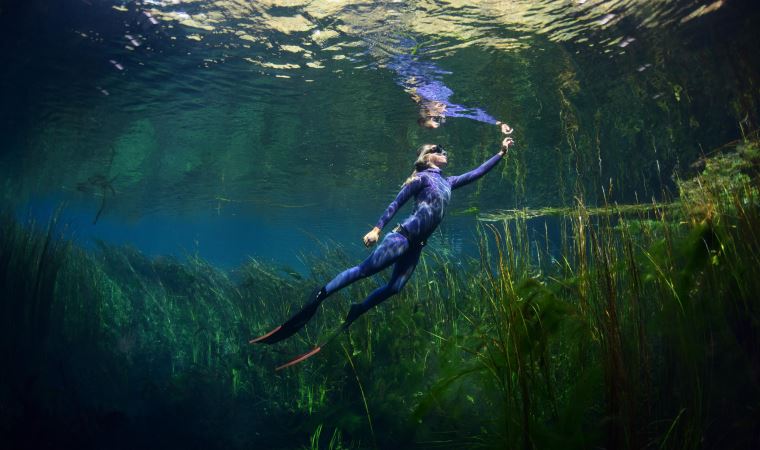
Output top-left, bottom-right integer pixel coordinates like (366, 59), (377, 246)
(500, 137), (514, 156)
(363, 227), (381, 248)
(496, 121), (513, 135)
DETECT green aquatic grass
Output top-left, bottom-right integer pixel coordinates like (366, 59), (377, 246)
(0, 210), (71, 411)
(2, 144), (759, 449)
(402, 144), (760, 449)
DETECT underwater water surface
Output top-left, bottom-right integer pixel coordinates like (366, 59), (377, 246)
(1, 0), (759, 449)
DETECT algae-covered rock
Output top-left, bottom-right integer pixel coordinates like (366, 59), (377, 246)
(677, 139), (759, 223)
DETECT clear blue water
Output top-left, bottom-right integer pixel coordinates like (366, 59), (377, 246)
(3, 0), (756, 269)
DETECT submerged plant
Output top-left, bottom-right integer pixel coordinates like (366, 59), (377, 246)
(2, 139), (759, 449)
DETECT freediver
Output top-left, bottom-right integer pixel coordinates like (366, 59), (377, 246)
(251, 123), (514, 351)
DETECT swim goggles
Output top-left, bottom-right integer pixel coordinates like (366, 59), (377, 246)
(427, 145), (447, 155)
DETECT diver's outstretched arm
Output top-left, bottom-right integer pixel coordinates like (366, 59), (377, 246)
(447, 136), (514, 189)
(375, 176), (423, 229)
(365, 176), (424, 247)
(447, 153), (502, 190)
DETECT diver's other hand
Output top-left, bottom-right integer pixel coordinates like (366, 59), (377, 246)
(363, 227), (381, 247)
(496, 121), (513, 135)
(500, 137), (514, 156)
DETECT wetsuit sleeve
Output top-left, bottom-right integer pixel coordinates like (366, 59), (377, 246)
(375, 176), (424, 229)
(447, 152), (503, 190)
(445, 105), (499, 125)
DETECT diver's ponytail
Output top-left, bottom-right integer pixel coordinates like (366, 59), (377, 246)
(403, 169), (420, 186)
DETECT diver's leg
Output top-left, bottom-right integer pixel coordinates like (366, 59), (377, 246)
(324, 232), (409, 295)
(343, 241), (424, 328)
(251, 233), (409, 344)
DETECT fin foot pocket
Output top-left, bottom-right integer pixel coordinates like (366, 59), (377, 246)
(249, 287), (327, 345)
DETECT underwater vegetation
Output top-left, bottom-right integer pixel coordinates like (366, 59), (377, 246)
(1, 140), (759, 450)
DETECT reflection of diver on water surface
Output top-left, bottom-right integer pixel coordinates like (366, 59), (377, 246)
(251, 129), (515, 370)
(387, 37), (504, 129)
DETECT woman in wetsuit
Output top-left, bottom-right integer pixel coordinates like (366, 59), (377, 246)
(252, 126), (514, 346)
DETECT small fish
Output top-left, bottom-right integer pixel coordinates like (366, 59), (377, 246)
(109, 59), (124, 70)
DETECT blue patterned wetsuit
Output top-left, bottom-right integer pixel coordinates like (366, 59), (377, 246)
(323, 151), (504, 325)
